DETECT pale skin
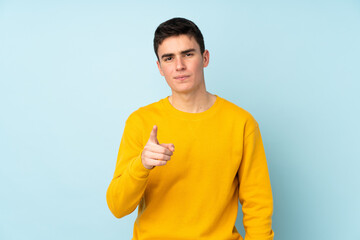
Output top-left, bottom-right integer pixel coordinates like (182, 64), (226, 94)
(141, 34), (216, 169)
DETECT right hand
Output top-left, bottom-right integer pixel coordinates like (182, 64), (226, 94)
(141, 125), (175, 170)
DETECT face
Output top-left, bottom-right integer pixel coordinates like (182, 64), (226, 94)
(156, 34), (209, 95)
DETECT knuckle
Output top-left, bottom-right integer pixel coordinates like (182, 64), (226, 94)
(155, 160), (166, 166)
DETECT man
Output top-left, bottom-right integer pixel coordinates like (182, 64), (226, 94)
(106, 17), (274, 240)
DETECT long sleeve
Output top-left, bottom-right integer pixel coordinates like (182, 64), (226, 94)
(106, 96), (274, 239)
(106, 113), (151, 218)
(238, 123), (274, 240)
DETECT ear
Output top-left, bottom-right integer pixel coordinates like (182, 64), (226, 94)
(156, 60), (165, 76)
(202, 50), (210, 68)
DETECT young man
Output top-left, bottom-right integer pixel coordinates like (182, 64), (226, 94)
(106, 17), (274, 240)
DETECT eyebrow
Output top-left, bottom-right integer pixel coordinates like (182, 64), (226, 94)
(161, 48), (196, 60)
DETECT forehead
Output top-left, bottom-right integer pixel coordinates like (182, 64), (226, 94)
(158, 34), (200, 55)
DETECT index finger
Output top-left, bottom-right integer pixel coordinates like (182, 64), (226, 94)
(149, 142), (174, 156)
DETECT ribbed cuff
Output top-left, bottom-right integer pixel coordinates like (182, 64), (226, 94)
(128, 154), (151, 179)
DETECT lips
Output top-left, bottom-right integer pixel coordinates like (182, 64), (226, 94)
(174, 75), (190, 80)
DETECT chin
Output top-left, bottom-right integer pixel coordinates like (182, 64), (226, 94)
(173, 88), (194, 94)
(169, 84), (193, 93)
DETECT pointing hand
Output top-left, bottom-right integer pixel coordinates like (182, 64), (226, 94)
(141, 125), (175, 170)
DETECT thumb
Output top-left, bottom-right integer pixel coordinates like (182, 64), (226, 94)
(149, 125), (159, 144)
(160, 143), (175, 152)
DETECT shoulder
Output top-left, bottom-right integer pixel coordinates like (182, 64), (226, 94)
(219, 96), (258, 123)
(218, 96), (259, 132)
(125, 97), (165, 124)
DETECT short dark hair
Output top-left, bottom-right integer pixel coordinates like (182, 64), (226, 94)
(153, 17), (205, 60)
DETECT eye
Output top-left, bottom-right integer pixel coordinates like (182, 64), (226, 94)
(164, 57), (173, 62)
(185, 53), (193, 57)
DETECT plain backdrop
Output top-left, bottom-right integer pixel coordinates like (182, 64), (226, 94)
(1, 1), (359, 239)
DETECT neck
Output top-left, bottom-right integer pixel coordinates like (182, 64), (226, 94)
(168, 91), (216, 113)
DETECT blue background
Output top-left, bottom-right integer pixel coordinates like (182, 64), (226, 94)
(1, 1), (359, 239)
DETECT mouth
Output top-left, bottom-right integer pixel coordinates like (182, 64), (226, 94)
(174, 75), (190, 81)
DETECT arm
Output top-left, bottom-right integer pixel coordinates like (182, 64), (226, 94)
(106, 116), (175, 218)
(106, 114), (150, 218)
(238, 123), (274, 240)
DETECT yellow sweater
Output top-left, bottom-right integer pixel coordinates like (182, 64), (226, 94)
(106, 95), (274, 240)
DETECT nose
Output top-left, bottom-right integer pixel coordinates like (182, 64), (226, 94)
(175, 57), (186, 71)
